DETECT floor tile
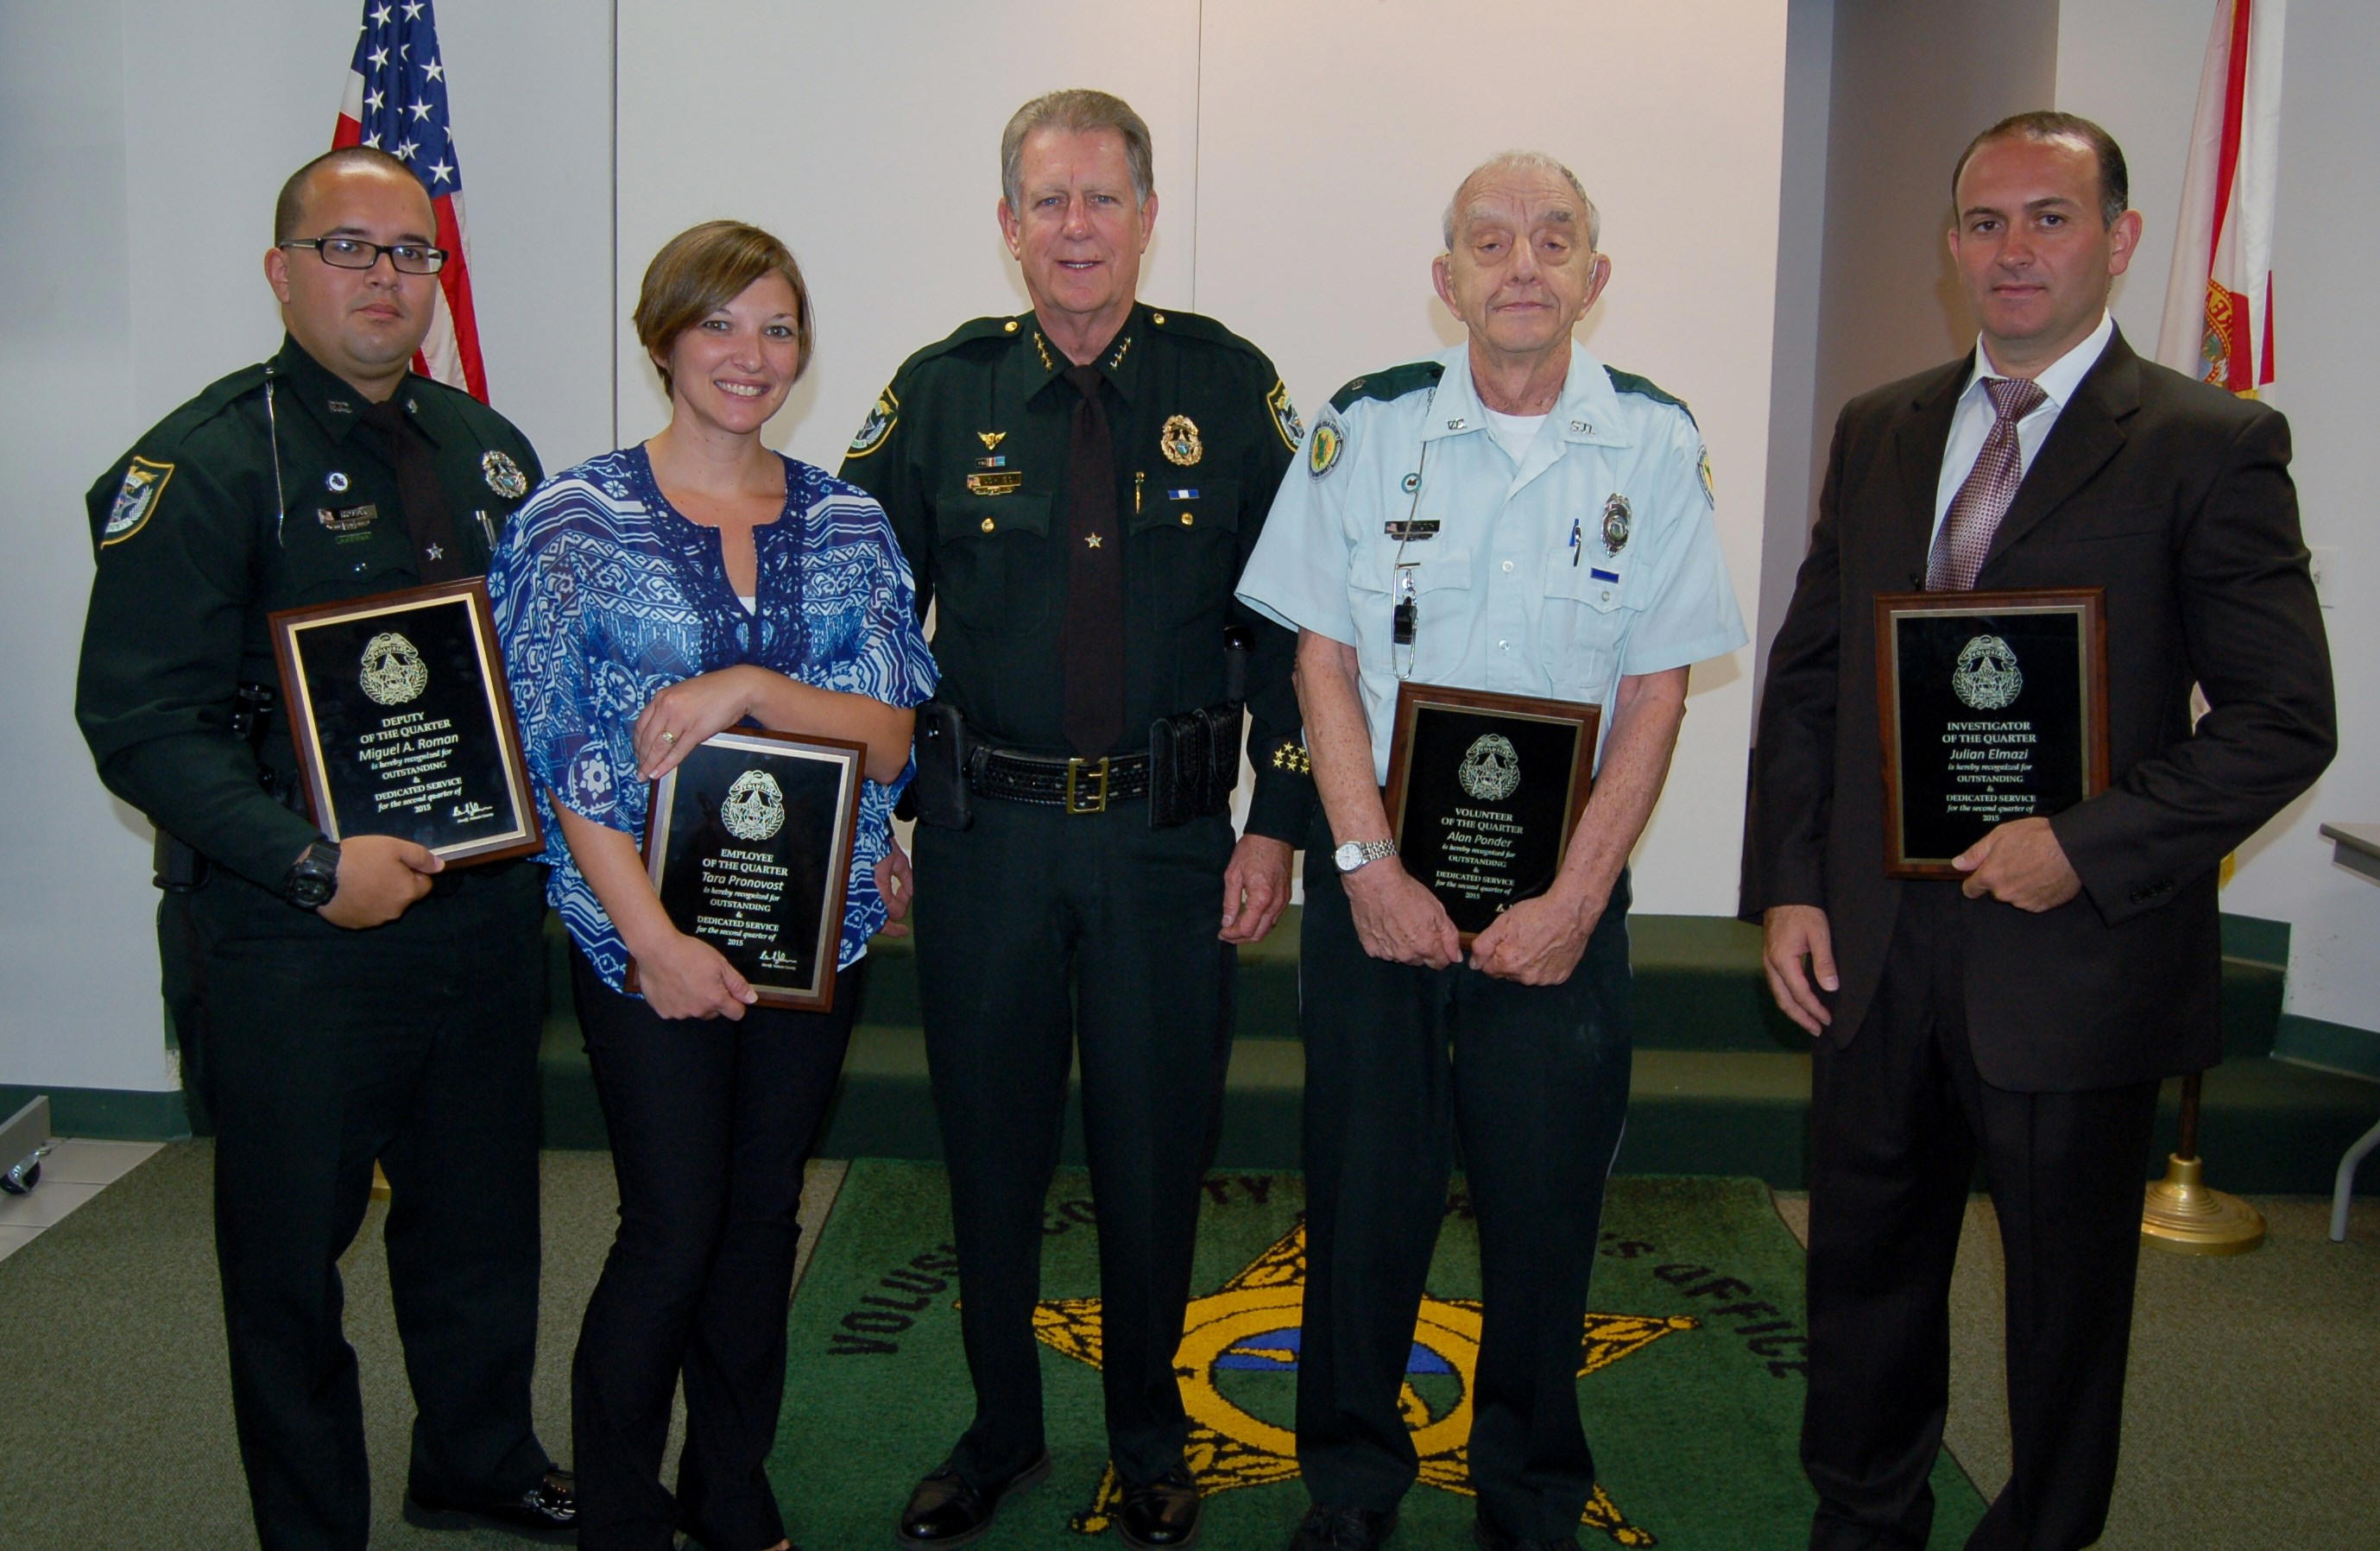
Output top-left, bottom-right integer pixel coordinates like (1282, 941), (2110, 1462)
(0, 1178), (103, 1229)
(35, 1138), (163, 1186)
(0, 1224), (39, 1263)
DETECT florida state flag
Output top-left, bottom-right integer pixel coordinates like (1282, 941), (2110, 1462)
(2157, 0), (2286, 395)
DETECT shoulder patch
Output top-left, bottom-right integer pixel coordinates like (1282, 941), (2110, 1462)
(101, 457), (175, 545)
(1266, 378), (1303, 451)
(1698, 444), (1716, 507)
(1605, 367), (1698, 427)
(1307, 411), (1345, 477)
(1329, 361), (1444, 413)
(847, 386), (899, 458)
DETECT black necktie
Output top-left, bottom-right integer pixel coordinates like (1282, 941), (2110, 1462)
(1062, 364), (1124, 758)
(358, 398), (464, 583)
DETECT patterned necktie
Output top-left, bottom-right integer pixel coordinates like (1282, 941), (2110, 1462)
(357, 398), (464, 583)
(1061, 364), (1124, 758)
(1926, 375), (2047, 592)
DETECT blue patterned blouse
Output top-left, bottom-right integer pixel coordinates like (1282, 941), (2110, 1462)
(487, 444), (937, 993)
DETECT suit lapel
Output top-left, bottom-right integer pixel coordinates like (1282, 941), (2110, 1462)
(1888, 361), (1970, 587)
(1982, 330), (2141, 571)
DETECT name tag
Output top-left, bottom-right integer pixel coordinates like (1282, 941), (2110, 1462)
(318, 503), (377, 533)
(1385, 520), (1439, 542)
(965, 471), (1023, 497)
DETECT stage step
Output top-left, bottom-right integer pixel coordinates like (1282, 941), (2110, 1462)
(536, 909), (2374, 1194)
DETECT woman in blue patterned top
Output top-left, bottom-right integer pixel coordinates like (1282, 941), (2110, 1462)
(489, 221), (935, 1551)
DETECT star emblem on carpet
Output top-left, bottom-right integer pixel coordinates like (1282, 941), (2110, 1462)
(1032, 1219), (1695, 1542)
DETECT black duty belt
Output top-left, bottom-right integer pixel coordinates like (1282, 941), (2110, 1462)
(970, 747), (1152, 815)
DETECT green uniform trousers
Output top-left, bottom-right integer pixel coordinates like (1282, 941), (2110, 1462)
(170, 861), (551, 1551)
(912, 796), (1234, 1489)
(1295, 834), (1635, 1542)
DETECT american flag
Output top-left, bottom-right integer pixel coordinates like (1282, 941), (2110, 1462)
(332, 0), (488, 401)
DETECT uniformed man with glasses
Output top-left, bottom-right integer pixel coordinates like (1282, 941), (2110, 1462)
(74, 146), (573, 1548)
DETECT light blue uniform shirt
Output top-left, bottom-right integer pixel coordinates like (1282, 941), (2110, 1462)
(1238, 341), (1747, 784)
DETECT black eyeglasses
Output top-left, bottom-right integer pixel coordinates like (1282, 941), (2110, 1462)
(279, 236), (448, 275)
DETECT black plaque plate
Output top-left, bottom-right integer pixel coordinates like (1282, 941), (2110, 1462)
(1875, 587), (2109, 879)
(269, 578), (542, 865)
(632, 727), (865, 1012)
(1382, 684), (1600, 942)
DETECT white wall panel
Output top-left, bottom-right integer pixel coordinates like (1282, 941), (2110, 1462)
(613, 0), (1203, 468)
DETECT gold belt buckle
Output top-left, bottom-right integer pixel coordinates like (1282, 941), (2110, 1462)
(1064, 755), (1111, 814)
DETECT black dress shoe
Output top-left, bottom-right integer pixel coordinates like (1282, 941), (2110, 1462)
(895, 1451), (1052, 1546)
(403, 1466), (577, 1542)
(1117, 1468), (1201, 1548)
(1471, 1518), (1581, 1551)
(1288, 1504), (1398, 1550)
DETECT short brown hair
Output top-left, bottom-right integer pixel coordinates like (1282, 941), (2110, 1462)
(633, 221), (815, 394)
(1001, 90), (1154, 211)
(273, 146), (426, 243)
(1952, 111), (2130, 227)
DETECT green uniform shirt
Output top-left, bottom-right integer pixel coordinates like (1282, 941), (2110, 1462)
(838, 302), (1314, 842)
(75, 335), (544, 891)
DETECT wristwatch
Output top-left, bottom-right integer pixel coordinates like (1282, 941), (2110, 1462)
(1332, 838), (1398, 874)
(282, 840), (343, 909)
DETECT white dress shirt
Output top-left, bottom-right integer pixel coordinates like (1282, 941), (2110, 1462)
(1931, 310), (2115, 539)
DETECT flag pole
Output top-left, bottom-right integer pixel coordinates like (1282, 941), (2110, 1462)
(2143, 1072), (2265, 1255)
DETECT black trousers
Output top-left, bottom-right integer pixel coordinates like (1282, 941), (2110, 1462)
(1295, 843), (1635, 1542)
(1803, 884), (2160, 1551)
(569, 950), (861, 1551)
(175, 863), (551, 1551)
(911, 798), (1236, 1489)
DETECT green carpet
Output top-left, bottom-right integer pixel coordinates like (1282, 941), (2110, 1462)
(771, 1161), (1985, 1548)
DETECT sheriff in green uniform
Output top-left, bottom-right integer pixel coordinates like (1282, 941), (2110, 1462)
(73, 148), (571, 1550)
(842, 91), (1310, 1551)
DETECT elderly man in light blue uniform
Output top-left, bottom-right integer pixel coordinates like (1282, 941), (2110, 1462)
(1237, 152), (1746, 1551)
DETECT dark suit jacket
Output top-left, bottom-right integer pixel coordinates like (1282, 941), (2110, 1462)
(1746, 329), (2333, 1091)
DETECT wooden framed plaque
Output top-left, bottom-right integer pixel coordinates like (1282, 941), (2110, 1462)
(1875, 587), (2110, 880)
(1382, 683), (1600, 943)
(268, 578), (542, 867)
(630, 727), (866, 1012)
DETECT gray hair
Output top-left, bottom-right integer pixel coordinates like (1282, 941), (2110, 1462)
(1001, 90), (1155, 212)
(1442, 151), (1600, 251)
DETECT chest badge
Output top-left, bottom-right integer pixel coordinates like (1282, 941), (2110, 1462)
(977, 430), (1007, 451)
(481, 450), (529, 499)
(325, 470), (350, 494)
(1160, 414), (1203, 467)
(1600, 493), (1632, 556)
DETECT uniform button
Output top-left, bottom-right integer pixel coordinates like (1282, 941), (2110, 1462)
(1152, 312), (1167, 325)
(1498, 639), (1510, 651)
(1003, 319), (1019, 333)
(1501, 559), (1514, 572)
(355, 562), (368, 573)
(1179, 512), (1194, 526)
(1600, 589), (1613, 602)
(980, 517), (995, 533)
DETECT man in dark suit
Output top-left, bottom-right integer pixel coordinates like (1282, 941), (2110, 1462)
(1747, 111), (2333, 1550)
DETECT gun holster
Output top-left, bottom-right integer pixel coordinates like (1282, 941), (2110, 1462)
(912, 700), (977, 830)
(1148, 703), (1244, 829)
(151, 681), (287, 893)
